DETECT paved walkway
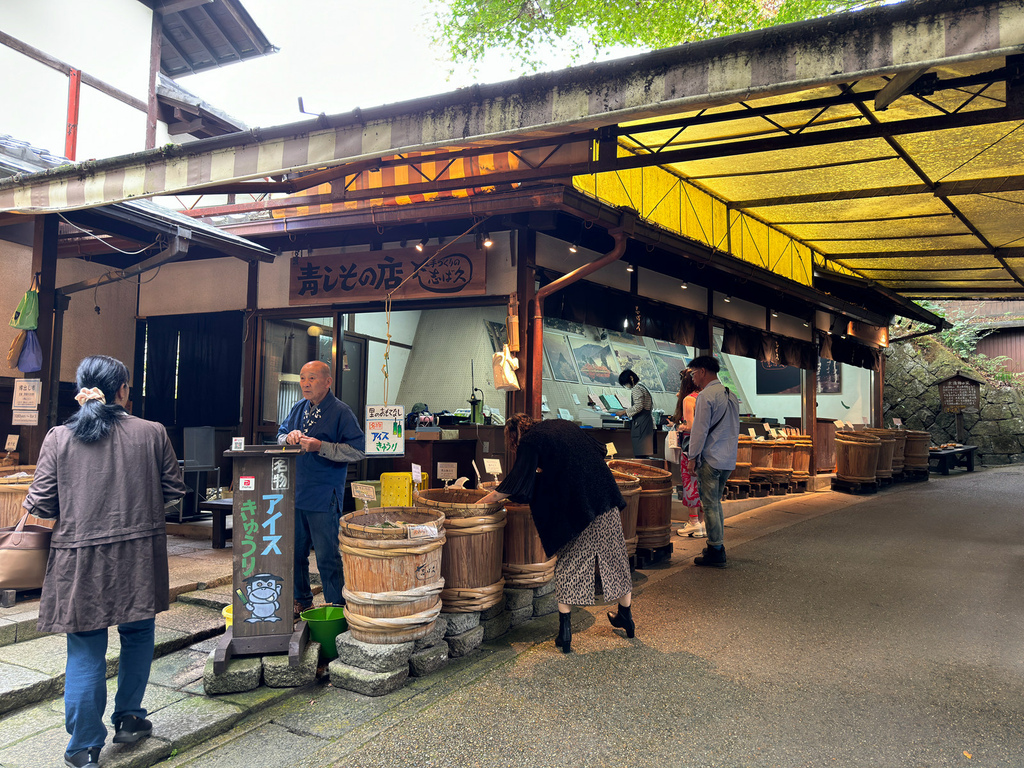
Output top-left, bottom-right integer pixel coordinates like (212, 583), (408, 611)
(4, 466), (1023, 767)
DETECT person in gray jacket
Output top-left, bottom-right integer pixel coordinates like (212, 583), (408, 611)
(24, 356), (187, 768)
(685, 355), (740, 568)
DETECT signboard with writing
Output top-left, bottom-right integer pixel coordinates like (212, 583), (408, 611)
(289, 245), (487, 306)
(229, 450), (296, 646)
(939, 376), (981, 414)
(365, 405), (405, 456)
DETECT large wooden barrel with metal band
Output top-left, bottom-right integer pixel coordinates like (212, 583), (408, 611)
(835, 431), (881, 483)
(608, 460), (672, 549)
(339, 507), (445, 645)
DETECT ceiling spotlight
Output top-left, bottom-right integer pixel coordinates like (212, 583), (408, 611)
(569, 242), (578, 254)
(803, 321), (810, 327)
(680, 282), (688, 290)
(482, 232), (493, 248)
(723, 295), (732, 303)
(771, 309), (779, 318)
(626, 264), (634, 273)
(415, 236), (428, 252)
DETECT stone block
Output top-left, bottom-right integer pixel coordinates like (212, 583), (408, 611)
(328, 660), (408, 697)
(13, 617), (49, 644)
(334, 631), (413, 673)
(503, 587), (533, 610)
(263, 642), (320, 688)
(509, 605), (533, 627)
(147, 694), (244, 753)
(481, 610), (511, 641)
(534, 580), (556, 597)
(408, 642), (449, 677)
(0, 619), (16, 648)
(0, 662), (58, 716)
(412, 619), (445, 651)
(480, 599), (507, 621)
(533, 591), (558, 617)
(446, 625), (484, 658)
(202, 655), (262, 695)
(444, 611), (480, 636)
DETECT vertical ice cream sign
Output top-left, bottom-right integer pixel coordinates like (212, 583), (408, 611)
(239, 494), (285, 578)
(365, 405), (405, 456)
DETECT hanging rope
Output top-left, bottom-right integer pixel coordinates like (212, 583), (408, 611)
(379, 218), (485, 404)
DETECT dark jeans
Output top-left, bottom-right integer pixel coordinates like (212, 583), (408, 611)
(65, 618), (154, 755)
(294, 506), (343, 605)
(698, 461), (731, 548)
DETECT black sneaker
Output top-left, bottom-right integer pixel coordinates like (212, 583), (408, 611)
(112, 714), (152, 744)
(65, 747), (101, 767)
(694, 545), (727, 568)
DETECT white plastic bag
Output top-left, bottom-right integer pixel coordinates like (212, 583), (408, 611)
(492, 344), (521, 391)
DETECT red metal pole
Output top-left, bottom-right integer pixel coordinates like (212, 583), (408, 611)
(65, 68), (81, 160)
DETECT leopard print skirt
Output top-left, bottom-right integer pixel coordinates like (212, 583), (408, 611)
(553, 508), (632, 606)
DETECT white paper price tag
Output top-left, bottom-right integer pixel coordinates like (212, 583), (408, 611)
(5, 435), (18, 452)
(351, 483), (376, 501)
(411, 463), (423, 485)
(892, 418), (903, 427)
(436, 462), (458, 481)
(483, 458), (502, 475)
(606, 442), (617, 457)
(747, 428), (757, 438)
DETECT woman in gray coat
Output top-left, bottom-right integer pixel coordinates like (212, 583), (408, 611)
(24, 356), (187, 768)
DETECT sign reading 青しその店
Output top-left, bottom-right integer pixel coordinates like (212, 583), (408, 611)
(289, 245), (487, 306)
(365, 405), (405, 456)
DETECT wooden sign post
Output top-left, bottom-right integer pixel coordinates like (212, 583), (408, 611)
(213, 446), (307, 674)
(936, 370), (983, 444)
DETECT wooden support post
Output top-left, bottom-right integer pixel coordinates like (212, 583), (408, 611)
(23, 215), (58, 465)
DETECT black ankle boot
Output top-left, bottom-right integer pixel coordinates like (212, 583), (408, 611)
(555, 610), (572, 653)
(607, 603), (635, 638)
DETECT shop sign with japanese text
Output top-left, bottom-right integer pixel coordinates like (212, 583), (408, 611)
(365, 404), (405, 456)
(289, 245), (486, 305)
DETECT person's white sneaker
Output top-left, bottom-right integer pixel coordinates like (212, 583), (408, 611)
(678, 521), (706, 538)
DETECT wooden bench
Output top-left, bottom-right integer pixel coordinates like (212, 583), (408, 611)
(928, 445), (978, 475)
(197, 498), (233, 548)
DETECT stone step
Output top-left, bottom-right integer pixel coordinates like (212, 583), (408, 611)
(0, 602), (226, 719)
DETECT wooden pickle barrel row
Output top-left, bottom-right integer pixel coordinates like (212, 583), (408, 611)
(904, 430), (932, 471)
(339, 507), (446, 645)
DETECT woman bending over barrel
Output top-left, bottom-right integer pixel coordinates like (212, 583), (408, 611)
(479, 414), (636, 653)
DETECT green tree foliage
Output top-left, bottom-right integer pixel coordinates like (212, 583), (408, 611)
(430, 0), (893, 73)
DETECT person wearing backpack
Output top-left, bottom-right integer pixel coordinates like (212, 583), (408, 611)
(685, 356), (740, 568)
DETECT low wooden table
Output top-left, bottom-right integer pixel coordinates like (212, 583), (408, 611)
(928, 445), (978, 475)
(197, 498), (233, 548)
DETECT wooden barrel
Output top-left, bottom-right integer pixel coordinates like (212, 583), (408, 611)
(501, 502), (555, 588)
(413, 488), (506, 613)
(750, 441), (774, 479)
(611, 469), (640, 556)
(889, 430), (907, 473)
(769, 439), (795, 481)
(608, 460), (672, 549)
(864, 429), (896, 479)
(736, 435), (753, 465)
(835, 431), (881, 483)
(729, 463), (752, 482)
(903, 430), (931, 470)
(339, 507), (446, 645)
(791, 436), (813, 478)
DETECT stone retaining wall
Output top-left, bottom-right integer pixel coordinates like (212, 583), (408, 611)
(883, 339), (1024, 465)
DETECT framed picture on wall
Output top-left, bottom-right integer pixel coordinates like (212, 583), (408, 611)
(568, 338), (618, 386)
(651, 352), (691, 393)
(541, 347), (554, 380)
(544, 332), (580, 383)
(818, 359), (842, 394)
(611, 345), (662, 391)
(755, 361), (802, 395)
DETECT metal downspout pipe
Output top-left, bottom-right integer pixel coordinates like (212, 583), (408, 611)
(528, 228), (628, 418)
